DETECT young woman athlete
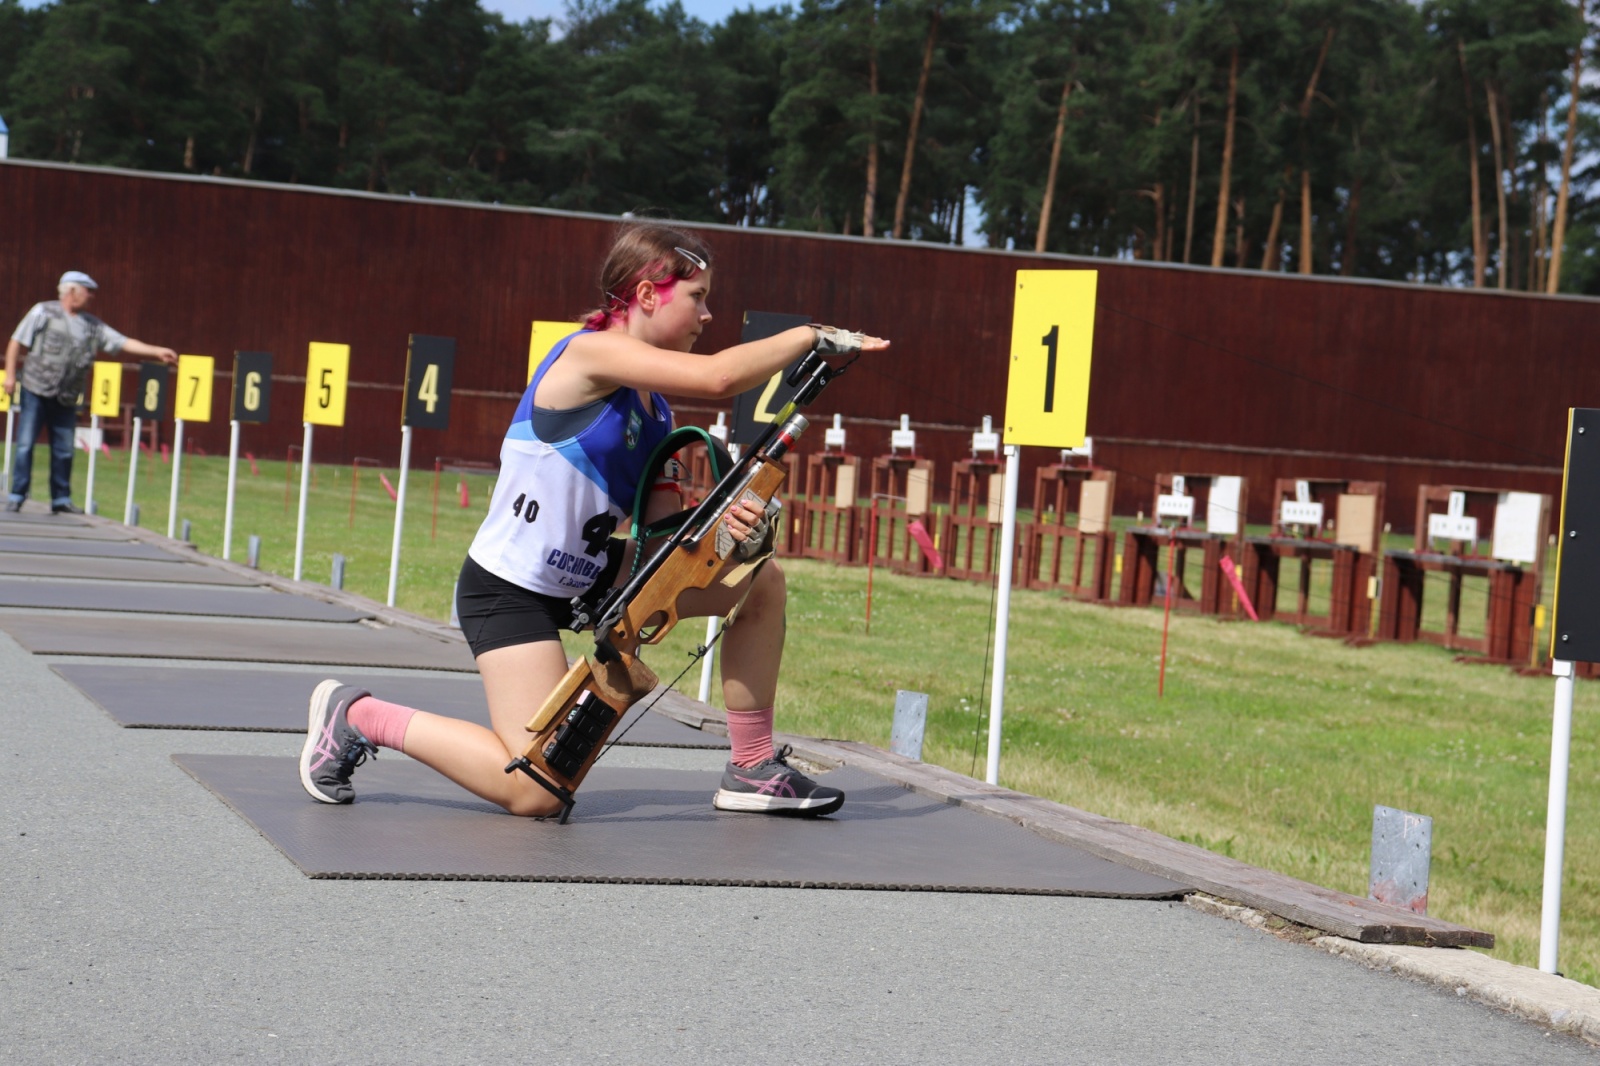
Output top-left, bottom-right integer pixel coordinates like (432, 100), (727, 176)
(299, 222), (888, 818)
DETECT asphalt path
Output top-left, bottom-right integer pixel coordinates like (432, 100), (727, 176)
(2, 632), (1595, 1064)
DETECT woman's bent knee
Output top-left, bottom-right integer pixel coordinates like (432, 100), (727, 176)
(505, 787), (566, 818)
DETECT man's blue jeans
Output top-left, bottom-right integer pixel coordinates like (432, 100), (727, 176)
(8, 387), (79, 507)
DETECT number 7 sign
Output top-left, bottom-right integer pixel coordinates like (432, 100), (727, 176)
(1003, 270), (1096, 448)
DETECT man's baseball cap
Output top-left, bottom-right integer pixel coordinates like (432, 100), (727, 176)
(58, 271), (98, 290)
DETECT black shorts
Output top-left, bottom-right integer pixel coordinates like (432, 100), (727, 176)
(455, 555), (577, 657)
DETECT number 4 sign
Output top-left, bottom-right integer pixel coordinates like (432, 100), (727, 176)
(404, 335), (455, 430)
(1003, 270), (1097, 447)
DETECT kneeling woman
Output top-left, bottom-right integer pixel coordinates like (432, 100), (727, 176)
(299, 222), (888, 818)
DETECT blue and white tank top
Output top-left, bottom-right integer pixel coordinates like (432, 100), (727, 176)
(468, 330), (672, 596)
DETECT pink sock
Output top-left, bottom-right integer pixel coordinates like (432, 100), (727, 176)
(726, 706), (776, 768)
(348, 696), (418, 752)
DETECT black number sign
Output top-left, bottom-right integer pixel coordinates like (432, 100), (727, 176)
(135, 363), (170, 421)
(404, 334), (456, 430)
(231, 351), (273, 423)
(730, 311), (812, 447)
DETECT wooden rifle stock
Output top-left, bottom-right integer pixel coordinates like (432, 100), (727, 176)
(507, 413), (807, 822)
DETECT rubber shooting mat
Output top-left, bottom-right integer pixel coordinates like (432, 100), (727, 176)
(172, 754), (1189, 897)
(0, 613), (476, 671)
(0, 522), (145, 541)
(0, 510), (91, 527)
(0, 579), (371, 621)
(0, 535), (183, 562)
(0, 553), (260, 585)
(56, 663), (727, 748)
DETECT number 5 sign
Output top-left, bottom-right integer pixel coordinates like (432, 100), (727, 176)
(1003, 270), (1097, 447)
(303, 342), (350, 426)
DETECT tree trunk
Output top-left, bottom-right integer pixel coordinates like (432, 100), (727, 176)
(1262, 180), (1286, 270)
(1036, 78), (1073, 253)
(1210, 47), (1239, 268)
(1299, 168), (1313, 274)
(183, 135), (195, 171)
(1458, 39), (1485, 287)
(1152, 182), (1166, 262)
(1484, 80), (1508, 289)
(1341, 174), (1362, 275)
(1234, 197), (1247, 266)
(1549, 0), (1585, 293)
(863, 11), (881, 239)
(1183, 98), (1200, 263)
(893, 6), (941, 240)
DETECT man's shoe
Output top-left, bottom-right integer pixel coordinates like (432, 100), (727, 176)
(713, 744), (845, 816)
(51, 502), (83, 515)
(299, 680), (377, 804)
(4, 499), (21, 513)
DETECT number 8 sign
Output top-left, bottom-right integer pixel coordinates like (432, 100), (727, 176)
(1002, 270), (1097, 448)
(303, 342), (350, 426)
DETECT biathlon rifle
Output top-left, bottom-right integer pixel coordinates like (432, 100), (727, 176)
(505, 343), (855, 822)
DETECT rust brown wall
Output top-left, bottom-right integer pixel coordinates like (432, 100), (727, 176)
(0, 159), (1583, 530)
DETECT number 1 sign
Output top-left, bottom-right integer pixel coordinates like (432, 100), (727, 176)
(1003, 271), (1096, 448)
(987, 269), (1098, 788)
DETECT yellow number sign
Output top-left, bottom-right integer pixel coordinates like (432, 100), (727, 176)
(0, 383), (9, 413)
(528, 320), (578, 385)
(91, 362), (122, 417)
(1003, 270), (1097, 448)
(303, 342), (350, 426)
(175, 355), (215, 422)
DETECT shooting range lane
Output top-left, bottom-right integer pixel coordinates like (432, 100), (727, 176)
(53, 663), (726, 748)
(0, 612), (477, 671)
(0, 552), (261, 585)
(0, 578), (372, 621)
(0, 534), (186, 562)
(172, 754), (1188, 897)
(0, 521), (151, 542)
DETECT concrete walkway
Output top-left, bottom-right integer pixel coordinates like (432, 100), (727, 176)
(1, 511), (1597, 1062)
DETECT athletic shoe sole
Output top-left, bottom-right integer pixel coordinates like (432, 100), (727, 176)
(299, 678), (346, 804)
(712, 788), (845, 816)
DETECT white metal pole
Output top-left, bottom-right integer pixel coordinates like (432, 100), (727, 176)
(84, 414), (99, 514)
(223, 419), (241, 560)
(124, 416), (142, 524)
(698, 617), (720, 704)
(387, 424), (413, 607)
(3, 403), (13, 497)
(1540, 658), (1576, 973)
(167, 419), (185, 538)
(293, 421), (313, 582)
(985, 444), (1023, 785)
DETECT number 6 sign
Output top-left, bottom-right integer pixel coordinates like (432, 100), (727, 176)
(1002, 270), (1097, 448)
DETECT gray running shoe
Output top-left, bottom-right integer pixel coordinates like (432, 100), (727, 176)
(713, 744), (845, 816)
(299, 680), (377, 804)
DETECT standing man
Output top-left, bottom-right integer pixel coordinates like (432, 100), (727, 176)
(3, 271), (176, 514)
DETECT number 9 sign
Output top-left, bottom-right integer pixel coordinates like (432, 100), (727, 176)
(90, 362), (122, 418)
(1003, 270), (1097, 448)
(303, 342), (350, 426)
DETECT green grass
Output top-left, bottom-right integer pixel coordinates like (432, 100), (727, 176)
(24, 447), (1598, 983)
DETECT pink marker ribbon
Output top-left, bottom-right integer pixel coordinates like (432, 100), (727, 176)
(907, 519), (943, 571)
(1218, 556), (1259, 621)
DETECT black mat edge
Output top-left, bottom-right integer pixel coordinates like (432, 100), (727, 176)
(168, 755), (1186, 899)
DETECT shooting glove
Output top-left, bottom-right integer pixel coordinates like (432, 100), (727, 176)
(809, 324), (868, 355)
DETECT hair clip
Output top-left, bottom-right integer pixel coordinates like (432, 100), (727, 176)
(675, 246), (708, 272)
(603, 289), (630, 308)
